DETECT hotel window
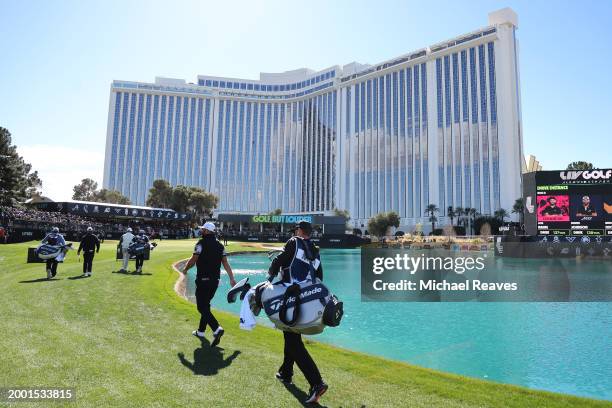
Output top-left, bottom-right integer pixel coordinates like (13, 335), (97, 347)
(478, 44), (490, 214)
(140, 94), (152, 202)
(109, 92), (122, 189)
(421, 63), (429, 209)
(413, 66), (421, 217)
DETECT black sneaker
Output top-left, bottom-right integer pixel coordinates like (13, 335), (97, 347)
(305, 382), (328, 404)
(275, 372), (292, 384)
(210, 328), (224, 347)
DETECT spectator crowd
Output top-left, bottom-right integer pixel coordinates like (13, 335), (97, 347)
(0, 205), (191, 243)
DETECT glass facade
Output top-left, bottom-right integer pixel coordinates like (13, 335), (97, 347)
(343, 61), (432, 223)
(427, 41), (501, 217)
(107, 92), (216, 205)
(106, 31), (515, 227)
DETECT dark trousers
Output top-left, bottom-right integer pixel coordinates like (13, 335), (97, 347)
(279, 331), (322, 387)
(83, 252), (95, 273)
(195, 278), (219, 333)
(135, 255), (144, 270)
(46, 259), (58, 277)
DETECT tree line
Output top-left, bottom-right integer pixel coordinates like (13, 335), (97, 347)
(0, 127), (42, 205)
(71, 178), (219, 223)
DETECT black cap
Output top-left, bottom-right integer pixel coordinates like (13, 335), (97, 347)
(294, 221), (313, 234)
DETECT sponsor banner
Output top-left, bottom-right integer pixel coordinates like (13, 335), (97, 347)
(250, 215), (313, 224)
(537, 169), (612, 185)
(61, 202), (190, 221)
(217, 213), (347, 226)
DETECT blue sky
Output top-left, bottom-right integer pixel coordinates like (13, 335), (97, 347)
(1, 0), (611, 200)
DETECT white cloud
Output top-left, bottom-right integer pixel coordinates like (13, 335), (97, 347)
(18, 145), (104, 201)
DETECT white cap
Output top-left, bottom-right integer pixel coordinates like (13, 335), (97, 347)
(87, 227), (93, 232)
(199, 222), (216, 232)
(127, 227), (133, 232)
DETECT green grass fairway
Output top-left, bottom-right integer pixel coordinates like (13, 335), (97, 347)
(0, 240), (609, 407)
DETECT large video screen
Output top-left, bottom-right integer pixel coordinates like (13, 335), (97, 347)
(535, 169), (612, 236)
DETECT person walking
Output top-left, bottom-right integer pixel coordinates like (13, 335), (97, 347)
(77, 226), (100, 277)
(41, 227), (66, 279)
(132, 228), (149, 274)
(0, 226), (7, 244)
(118, 227), (134, 272)
(268, 221), (328, 404)
(181, 222), (237, 347)
(218, 230), (228, 246)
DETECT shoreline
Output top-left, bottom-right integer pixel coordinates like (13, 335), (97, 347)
(172, 249), (270, 300)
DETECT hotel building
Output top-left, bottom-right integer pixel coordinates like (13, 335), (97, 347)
(103, 8), (523, 230)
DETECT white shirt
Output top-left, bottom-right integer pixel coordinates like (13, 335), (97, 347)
(120, 232), (135, 249)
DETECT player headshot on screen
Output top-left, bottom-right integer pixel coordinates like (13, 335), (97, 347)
(541, 197), (564, 216)
(604, 196), (612, 215)
(576, 195), (598, 217)
(538, 195), (570, 222)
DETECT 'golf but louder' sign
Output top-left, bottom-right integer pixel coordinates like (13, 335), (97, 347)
(251, 215), (313, 224)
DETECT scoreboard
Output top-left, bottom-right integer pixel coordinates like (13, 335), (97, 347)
(533, 169), (612, 236)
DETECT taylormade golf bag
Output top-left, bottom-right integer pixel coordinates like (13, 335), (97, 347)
(35, 243), (72, 260)
(256, 278), (343, 335)
(128, 241), (157, 256)
(227, 244), (344, 335)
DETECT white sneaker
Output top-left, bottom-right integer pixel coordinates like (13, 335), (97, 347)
(85, 272), (91, 277)
(192, 330), (206, 339)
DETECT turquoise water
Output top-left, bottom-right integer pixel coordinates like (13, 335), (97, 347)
(186, 249), (612, 401)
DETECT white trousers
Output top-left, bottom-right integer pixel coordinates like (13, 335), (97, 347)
(122, 249), (130, 270)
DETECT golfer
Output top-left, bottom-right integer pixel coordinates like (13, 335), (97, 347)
(269, 221), (328, 404)
(77, 226), (100, 277)
(132, 228), (150, 274)
(118, 227), (134, 272)
(181, 222), (237, 347)
(41, 226), (66, 279)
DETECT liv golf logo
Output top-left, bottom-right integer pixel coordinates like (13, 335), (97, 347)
(560, 169), (612, 182)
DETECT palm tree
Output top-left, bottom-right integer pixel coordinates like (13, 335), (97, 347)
(494, 208), (509, 222)
(455, 207), (464, 228)
(447, 206), (456, 225)
(468, 208), (478, 235)
(425, 204), (439, 233)
(566, 161), (594, 170)
(512, 198), (524, 227)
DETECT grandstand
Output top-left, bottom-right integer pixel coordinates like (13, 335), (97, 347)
(0, 201), (192, 243)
